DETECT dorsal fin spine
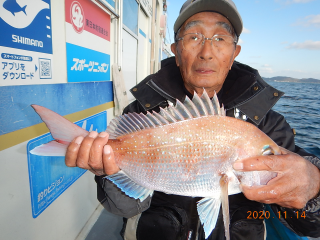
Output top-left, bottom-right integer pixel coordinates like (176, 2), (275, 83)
(152, 111), (170, 125)
(175, 99), (193, 119)
(117, 122), (130, 135)
(123, 114), (139, 131)
(130, 113), (145, 129)
(201, 91), (215, 115)
(137, 113), (152, 128)
(183, 96), (201, 118)
(106, 90), (224, 138)
(111, 120), (126, 135)
(160, 107), (177, 123)
(124, 114), (141, 131)
(140, 113), (156, 128)
(212, 93), (221, 116)
(146, 112), (162, 126)
(192, 92), (208, 116)
(168, 106), (184, 121)
(119, 116), (134, 133)
(221, 104), (226, 116)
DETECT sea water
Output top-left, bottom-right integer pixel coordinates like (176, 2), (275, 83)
(265, 81), (319, 240)
(268, 81), (320, 158)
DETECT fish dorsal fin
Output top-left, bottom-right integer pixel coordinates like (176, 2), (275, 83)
(123, 114), (141, 131)
(175, 99), (193, 119)
(152, 111), (170, 125)
(212, 93), (221, 116)
(159, 107), (177, 123)
(167, 106), (184, 121)
(221, 104), (226, 117)
(118, 115), (134, 133)
(192, 92), (208, 116)
(129, 112), (145, 130)
(137, 113), (153, 128)
(146, 112), (163, 126)
(106, 90), (225, 139)
(183, 95), (201, 118)
(201, 90), (215, 115)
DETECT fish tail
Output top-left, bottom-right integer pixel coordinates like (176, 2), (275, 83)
(30, 105), (88, 156)
(220, 174), (230, 240)
(22, 5), (27, 15)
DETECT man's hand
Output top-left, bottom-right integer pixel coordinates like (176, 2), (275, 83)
(65, 131), (120, 176)
(233, 147), (320, 209)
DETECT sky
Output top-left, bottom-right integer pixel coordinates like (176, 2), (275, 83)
(165, 0), (320, 79)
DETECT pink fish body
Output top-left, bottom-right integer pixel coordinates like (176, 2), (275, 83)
(30, 90), (280, 239)
(109, 115), (279, 197)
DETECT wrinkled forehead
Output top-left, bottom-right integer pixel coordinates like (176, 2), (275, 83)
(183, 20), (233, 34)
(181, 12), (233, 34)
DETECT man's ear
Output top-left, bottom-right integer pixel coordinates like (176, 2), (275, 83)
(230, 45), (241, 69)
(234, 44), (241, 59)
(171, 43), (180, 67)
(171, 43), (177, 55)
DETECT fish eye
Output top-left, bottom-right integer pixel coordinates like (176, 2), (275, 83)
(262, 145), (274, 155)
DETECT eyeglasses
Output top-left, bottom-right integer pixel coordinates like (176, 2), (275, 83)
(177, 33), (237, 51)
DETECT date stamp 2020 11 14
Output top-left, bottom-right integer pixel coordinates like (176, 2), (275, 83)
(247, 210), (306, 220)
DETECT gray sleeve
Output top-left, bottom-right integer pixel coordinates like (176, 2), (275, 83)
(304, 155), (320, 170)
(95, 175), (151, 219)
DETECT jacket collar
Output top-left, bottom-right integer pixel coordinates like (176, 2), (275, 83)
(130, 57), (283, 125)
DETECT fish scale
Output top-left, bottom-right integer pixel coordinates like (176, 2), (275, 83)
(109, 116), (263, 198)
(30, 90), (281, 240)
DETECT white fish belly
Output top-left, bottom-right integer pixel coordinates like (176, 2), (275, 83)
(117, 140), (239, 197)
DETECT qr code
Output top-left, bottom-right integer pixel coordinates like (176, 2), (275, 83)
(39, 58), (52, 79)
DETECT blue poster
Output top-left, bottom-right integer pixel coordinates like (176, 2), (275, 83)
(0, 0), (52, 54)
(66, 43), (111, 82)
(27, 111), (107, 218)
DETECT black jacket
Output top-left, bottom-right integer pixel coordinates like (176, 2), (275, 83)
(96, 57), (320, 240)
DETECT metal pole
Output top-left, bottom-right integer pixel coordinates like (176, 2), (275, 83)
(150, 0), (156, 74)
(118, 0), (123, 70)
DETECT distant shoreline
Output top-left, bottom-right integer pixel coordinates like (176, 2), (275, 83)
(263, 76), (320, 84)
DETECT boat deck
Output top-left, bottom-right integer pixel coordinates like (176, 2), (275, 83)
(85, 208), (123, 240)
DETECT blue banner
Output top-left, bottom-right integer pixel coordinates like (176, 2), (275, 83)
(66, 43), (111, 82)
(0, 0), (52, 54)
(27, 111), (107, 218)
(0, 82), (113, 135)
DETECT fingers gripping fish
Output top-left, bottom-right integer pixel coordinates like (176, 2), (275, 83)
(30, 90), (281, 239)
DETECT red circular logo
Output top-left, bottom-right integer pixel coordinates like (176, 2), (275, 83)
(70, 1), (85, 34)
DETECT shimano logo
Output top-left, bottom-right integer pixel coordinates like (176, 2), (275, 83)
(12, 35), (43, 48)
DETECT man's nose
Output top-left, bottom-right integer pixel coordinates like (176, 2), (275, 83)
(199, 39), (214, 60)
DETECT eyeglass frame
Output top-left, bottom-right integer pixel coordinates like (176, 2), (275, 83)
(176, 32), (237, 51)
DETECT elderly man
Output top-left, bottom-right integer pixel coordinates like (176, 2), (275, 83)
(65, 0), (320, 239)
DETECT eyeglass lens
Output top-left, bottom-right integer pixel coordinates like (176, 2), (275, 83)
(182, 33), (234, 51)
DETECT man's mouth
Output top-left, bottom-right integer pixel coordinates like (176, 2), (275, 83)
(196, 68), (215, 74)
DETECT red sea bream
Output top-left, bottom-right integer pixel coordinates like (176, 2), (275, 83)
(30, 90), (280, 239)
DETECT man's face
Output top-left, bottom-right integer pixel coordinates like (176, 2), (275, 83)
(171, 12), (241, 97)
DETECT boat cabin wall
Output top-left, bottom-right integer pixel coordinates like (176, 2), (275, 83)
(0, 0), (169, 239)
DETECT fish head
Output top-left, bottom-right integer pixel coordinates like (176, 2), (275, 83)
(231, 126), (281, 187)
(236, 126), (281, 160)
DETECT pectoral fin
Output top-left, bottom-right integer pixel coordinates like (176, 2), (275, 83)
(197, 197), (221, 239)
(105, 170), (153, 202)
